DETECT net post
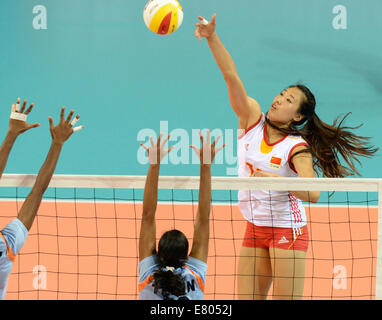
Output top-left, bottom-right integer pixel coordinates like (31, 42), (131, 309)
(376, 181), (382, 300)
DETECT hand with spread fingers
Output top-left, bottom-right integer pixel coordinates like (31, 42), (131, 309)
(1, 97), (42, 178)
(190, 129), (225, 166)
(9, 97), (40, 136)
(140, 133), (174, 166)
(195, 14), (217, 41)
(48, 107), (84, 145)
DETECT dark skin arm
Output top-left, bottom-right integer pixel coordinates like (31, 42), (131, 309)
(189, 130), (225, 262)
(17, 107), (83, 231)
(138, 131), (225, 263)
(138, 134), (173, 261)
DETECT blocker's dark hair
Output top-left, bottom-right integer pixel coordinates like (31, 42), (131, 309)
(265, 83), (378, 177)
(153, 229), (189, 300)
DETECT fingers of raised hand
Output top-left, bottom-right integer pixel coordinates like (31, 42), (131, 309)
(28, 122), (41, 130)
(70, 114), (80, 127)
(66, 110), (75, 124)
(60, 106), (65, 122)
(70, 114), (84, 132)
(166, 145), (175, 155)
(149, 136), (155, 148)
(20, 100), (27, 113)
(212, 135), (221, 148)
(15, 98), (21, 111)
(195, 28), (201, 41)
(198, 130), (205, 145)
(198, 16), (208, 25)
(48, 116), (54, 129)
(24, 103), (35, 115)
(190, 144), (200, 156)
(52, 107), (83, 133)
(211, 13), (216, 24)
(140, 142), (149, 153)
(206, 129), (211, 145)
(160, 134), (171, 150)
(12, 98), (35, 115)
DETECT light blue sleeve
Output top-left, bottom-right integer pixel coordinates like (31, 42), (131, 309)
(1, 219), (28, 255)
(185, 257), (208, 283)
(138, 255), (159, 283)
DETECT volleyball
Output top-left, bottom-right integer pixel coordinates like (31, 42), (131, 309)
(143, 0), (183, 35)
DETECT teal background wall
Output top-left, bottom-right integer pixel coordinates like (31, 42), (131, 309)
(0, 0), (381, 178)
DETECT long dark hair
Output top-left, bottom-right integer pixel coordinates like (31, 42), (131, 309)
(153, 229), (189, 300)
(265, 84), (378, 177)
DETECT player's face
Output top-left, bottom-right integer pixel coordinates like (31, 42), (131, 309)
(267, 87), (305, 126)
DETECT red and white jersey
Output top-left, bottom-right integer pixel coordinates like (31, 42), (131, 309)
(237, 113), (309, 237)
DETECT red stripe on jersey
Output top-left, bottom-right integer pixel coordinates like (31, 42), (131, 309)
(263, 124), (288, 146)
(245, 114), (263, 135)
(288, 142), (309, 173)
(239, 114), (263, 140)
(288, 193), (302, 224)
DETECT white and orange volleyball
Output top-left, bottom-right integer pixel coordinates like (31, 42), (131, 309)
(143, 0), (183, 35)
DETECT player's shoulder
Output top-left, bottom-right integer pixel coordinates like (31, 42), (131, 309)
(185, 256), (207, 278)
(242, 112), (264, 137)
(138, 255), (159, 280)
(286, 134), (309, 146)
(247, 97), (262, 123)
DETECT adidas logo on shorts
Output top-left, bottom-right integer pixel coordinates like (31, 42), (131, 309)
(278, 236), (289, 244)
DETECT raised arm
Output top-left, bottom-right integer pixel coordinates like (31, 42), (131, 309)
(189, 130), (225, 262)
(0, 98), (40, 179)
(139, 134), (173, 261)
(17, 107), (84, 231)
(195, 14), (261, 130)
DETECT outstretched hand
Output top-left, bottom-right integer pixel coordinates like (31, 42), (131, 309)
(190, 129), (225, 165)
(140, 133), (174, 165)
(48, 107), (84, 145)
(9, 97), (40, 135)
(195, 14), (217, 41)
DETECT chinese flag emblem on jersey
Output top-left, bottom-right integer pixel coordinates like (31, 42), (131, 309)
(269, 156), (282, 170)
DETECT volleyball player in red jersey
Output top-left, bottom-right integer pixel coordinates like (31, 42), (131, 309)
(195, 14), (378, 300)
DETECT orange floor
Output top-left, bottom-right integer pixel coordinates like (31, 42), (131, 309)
(0, 200), (377, 300)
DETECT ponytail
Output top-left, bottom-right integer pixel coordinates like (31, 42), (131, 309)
(266, 84), (379, 178)
(296, 112), (378, 177)
(153, 267), (186, 300)
(153, 229), (189, 300)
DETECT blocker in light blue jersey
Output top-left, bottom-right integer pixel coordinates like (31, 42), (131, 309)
(0, 219), (28, 300)
(138, 255), (207, 300)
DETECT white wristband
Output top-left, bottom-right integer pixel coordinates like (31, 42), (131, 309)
(10, 112), (27, 122)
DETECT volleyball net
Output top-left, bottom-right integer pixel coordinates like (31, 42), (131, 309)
(0, 174), (381, 300)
